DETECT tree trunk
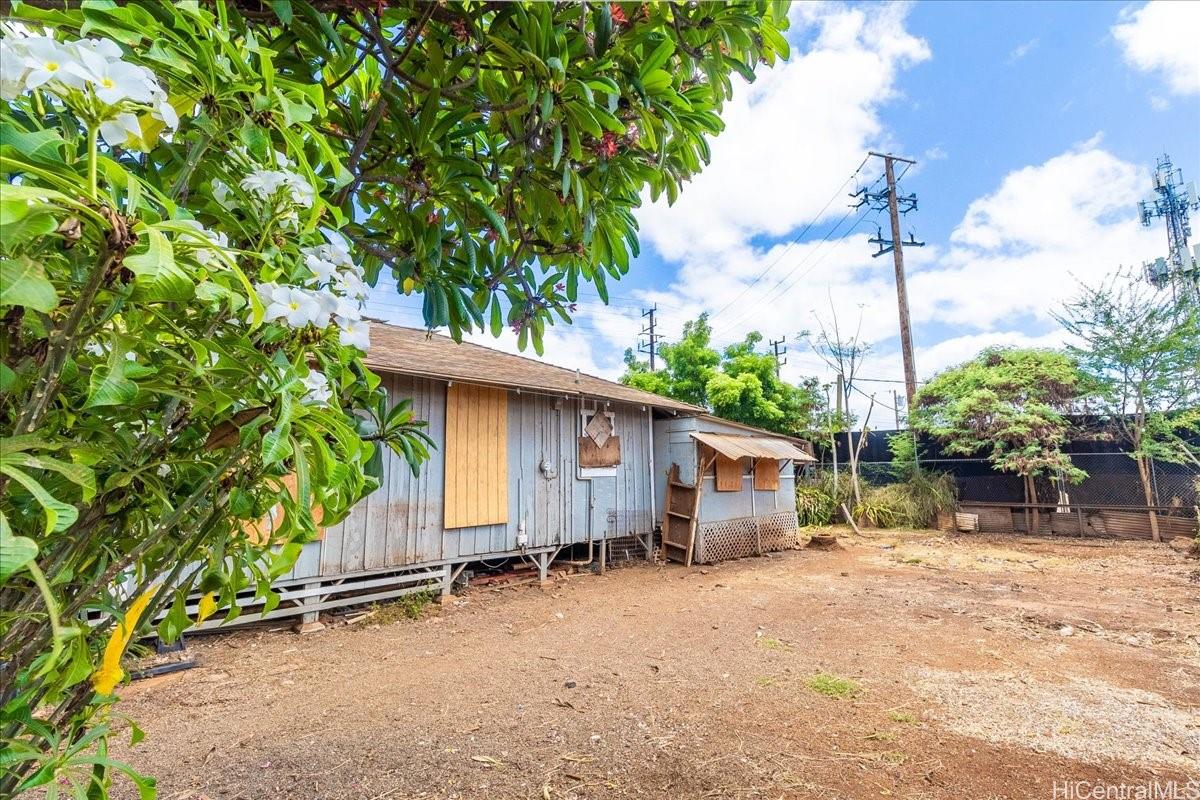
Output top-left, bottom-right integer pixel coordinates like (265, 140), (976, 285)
(1026, 474), (1040, 536)
(1135, 455), (1161, 543)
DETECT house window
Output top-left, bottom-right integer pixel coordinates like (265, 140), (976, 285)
(579, 409), (620, 476)
(754, 458), (780, 491)
(714, 454), (745, 492)
(444, 383), (508, 529)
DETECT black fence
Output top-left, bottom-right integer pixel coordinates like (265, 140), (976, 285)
(818, 429), (1199, 512)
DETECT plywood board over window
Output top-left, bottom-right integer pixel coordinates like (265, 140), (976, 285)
(243, 473), (325, 545)
(444, 383), (508, 529)
(754, 458), (781, 491)
(714, 454), (745, 492)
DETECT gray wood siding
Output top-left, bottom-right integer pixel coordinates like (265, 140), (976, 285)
(297, 375), (655, 578)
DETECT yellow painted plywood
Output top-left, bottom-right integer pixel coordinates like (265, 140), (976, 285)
(444, 383), (508, 529)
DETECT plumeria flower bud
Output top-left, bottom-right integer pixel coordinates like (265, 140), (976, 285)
(98, 112), (144, 149)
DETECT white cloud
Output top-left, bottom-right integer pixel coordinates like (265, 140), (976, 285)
(909, 137), (1160, 331)
(1008, 38), (1038, 63)
(1112, 1), (1200, 95)
(635, 1), (930, 263)
(916, 330), (1074, 376)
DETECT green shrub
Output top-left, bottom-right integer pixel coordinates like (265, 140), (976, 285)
(903, 470), (958, 528)
(796, 484), (836, 526)
(795, 470), (856, 526)
(852, 471), (957, 529)
(854, 484), (912, 528)
(887, 432), (920, 481)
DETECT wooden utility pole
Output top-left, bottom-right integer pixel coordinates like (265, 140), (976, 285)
(859, 152), (923, 408)
(639, 306), (659, 370)
(769, 336), (787, 377)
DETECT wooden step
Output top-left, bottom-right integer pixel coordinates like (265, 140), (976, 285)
(666, 510), (692, 519)
(668, 481), (694, 490)
(663, 540), (688, 550)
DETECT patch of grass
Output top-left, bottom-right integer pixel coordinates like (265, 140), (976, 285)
(901, 557), (923, 565)
(805, 672), (861, 700)
(758, 636), (788, 651)
(879, 750), (907, 765)
(755, 675), (777, 688)
(862, 730), (895, 742)
(888, 710), (917, 724)
(374, 589), (437, 623)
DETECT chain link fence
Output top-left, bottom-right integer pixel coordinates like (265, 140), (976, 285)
(809, 431), (1198, 539)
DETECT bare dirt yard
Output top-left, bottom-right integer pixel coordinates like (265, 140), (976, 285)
(112, 529), (1199, 799)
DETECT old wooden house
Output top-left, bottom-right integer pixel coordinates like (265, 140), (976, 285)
(202, 324), (811, 628)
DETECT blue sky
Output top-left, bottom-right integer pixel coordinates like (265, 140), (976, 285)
(367, 1), (1200, 422)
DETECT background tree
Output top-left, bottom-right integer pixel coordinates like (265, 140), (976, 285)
(0, 2), (789, 794)
(621, 314), (823, 436)
(909, 347), (1089, 534)
(803, 305), (872, 507)
(622, 315), (718, 408)
(1056, 272), (1200, 542)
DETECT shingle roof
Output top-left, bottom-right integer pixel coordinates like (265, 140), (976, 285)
(363, 323), (703, 414)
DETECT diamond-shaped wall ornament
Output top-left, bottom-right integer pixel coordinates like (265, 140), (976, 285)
(585, 411), (613, 447)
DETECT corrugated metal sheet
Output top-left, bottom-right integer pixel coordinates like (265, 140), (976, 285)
(690, 431), (815, 461)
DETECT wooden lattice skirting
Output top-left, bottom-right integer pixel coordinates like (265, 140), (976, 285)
(694, 511), (800, 564)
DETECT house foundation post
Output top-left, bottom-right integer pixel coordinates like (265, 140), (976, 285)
(537, 551), (553, 587)
(295, 582), (325, 634)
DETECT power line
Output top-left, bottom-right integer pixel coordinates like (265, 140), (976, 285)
(711, 202), (881, 336)
(707, 155), (877, 324)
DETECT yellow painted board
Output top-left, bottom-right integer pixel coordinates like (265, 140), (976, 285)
(444, 383), (508, 529)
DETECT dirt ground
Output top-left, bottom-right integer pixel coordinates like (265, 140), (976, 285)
(111, 528), (1200, 800)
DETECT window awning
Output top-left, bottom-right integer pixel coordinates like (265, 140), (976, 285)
(689, 431), (815, 462)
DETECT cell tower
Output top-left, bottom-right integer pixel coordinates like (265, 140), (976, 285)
(1138, 153), (1200, 302)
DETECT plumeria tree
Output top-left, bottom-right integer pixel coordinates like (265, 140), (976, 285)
(0, 1), (789, 796)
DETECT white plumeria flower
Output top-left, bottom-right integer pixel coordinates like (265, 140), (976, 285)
(152, 92), (178, 131)
(0, 38), (30, 100)
(74, 37), (123, 61)
(176, 219), (230, 266)
(98, 112), (143, 149)
(156, 463), (171, 478)
(84, 341), (106, 357)
(331, 294), (363, 321)
(19, 36), (86, 91)
(68, 50), (156, 104)
(262, 284), (326, 328)
(337, 318), (370, 351)
(300, 370), (333, 406)
(334, 271), (369, 302)
(303, 250), (339, 283)
(240, 168), (314, 209)
(210, 179), (235, 210)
